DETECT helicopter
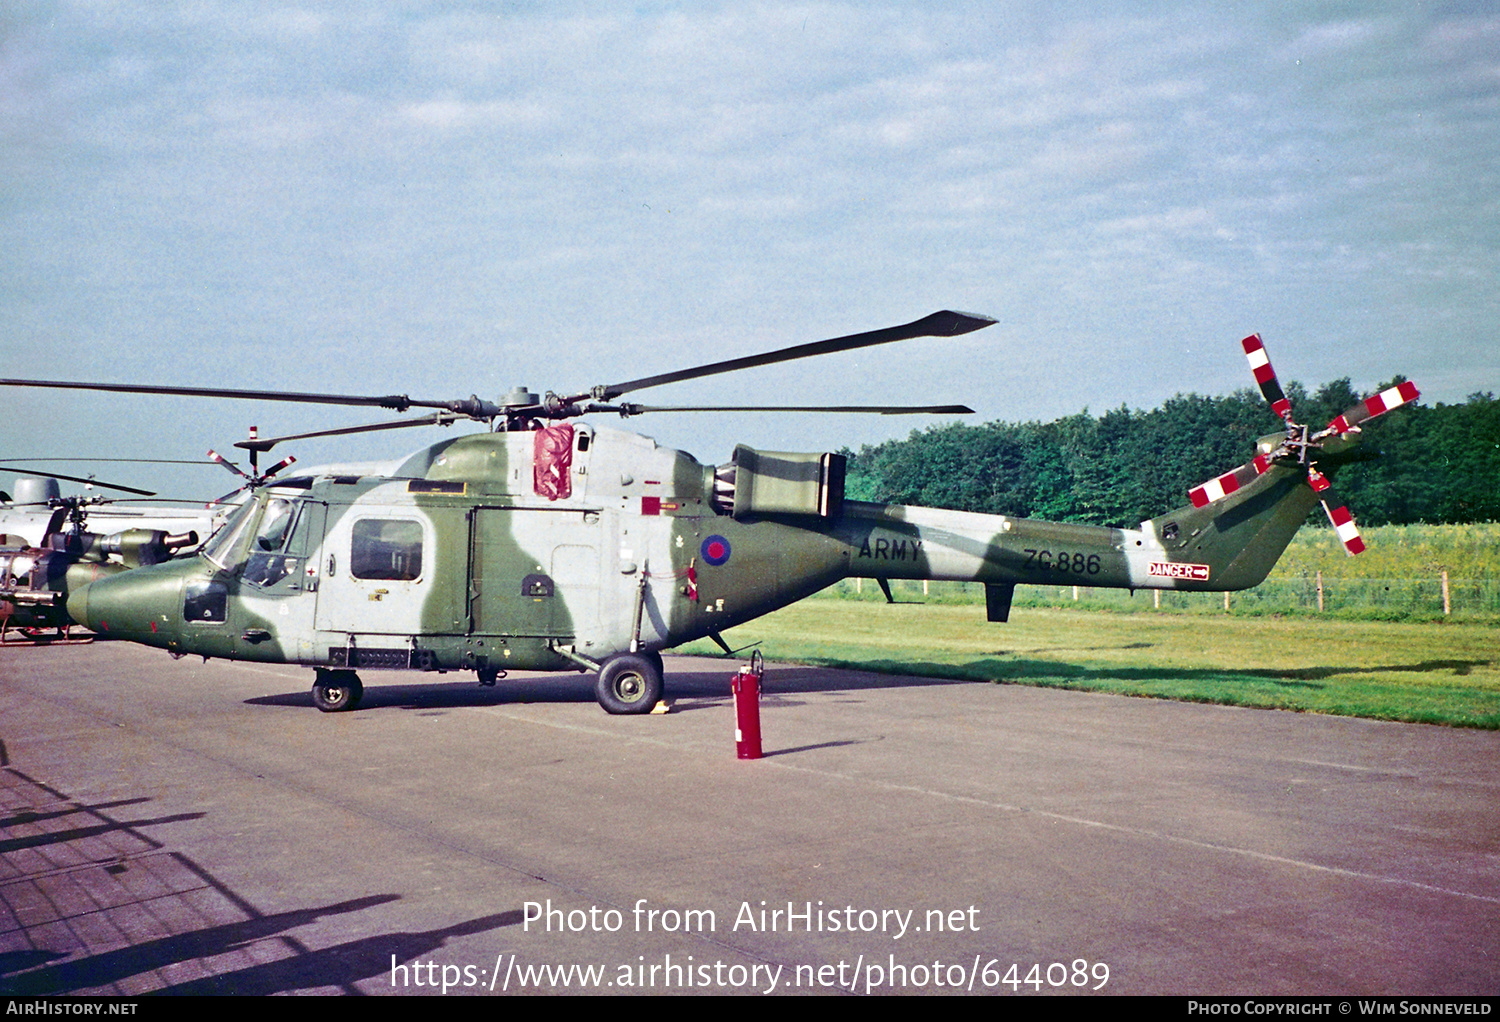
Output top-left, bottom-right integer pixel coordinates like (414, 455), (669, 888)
(0, 472), (211, 642)
(0, 312), (1417, 713)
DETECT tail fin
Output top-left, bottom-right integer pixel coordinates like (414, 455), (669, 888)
(1148, 459), (1319, 591)
(1157, 335), (1419, 588)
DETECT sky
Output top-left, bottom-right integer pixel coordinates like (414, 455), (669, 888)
(3, 1), (1497, 502)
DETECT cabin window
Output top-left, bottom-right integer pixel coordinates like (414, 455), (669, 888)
(350, 519), (423, 581)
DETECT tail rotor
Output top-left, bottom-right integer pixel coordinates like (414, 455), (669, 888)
(1187, 334), (1418, 556)
(206, 426), (297, 505)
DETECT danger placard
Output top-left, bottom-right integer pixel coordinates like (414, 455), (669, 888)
(1148, 561), (1210, 581)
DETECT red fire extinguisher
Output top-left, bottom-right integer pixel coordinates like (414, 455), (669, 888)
(732, 649), (764, 760)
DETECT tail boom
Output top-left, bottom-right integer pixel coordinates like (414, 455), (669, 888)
(837, 460), (1318, 598)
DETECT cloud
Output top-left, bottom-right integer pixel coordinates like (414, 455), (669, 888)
(1, 1), (1495, 496)
(396, 96), (553, 130)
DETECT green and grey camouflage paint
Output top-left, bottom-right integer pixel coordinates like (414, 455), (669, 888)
(63, 422), (1324, 711)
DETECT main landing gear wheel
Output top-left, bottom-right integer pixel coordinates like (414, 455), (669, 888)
(312, 670), (363, 712)
(595, 653), (663, 715)
(642, 649), (663, 678)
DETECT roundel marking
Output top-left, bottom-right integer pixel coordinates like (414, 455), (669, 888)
(701, 535), (731, 566)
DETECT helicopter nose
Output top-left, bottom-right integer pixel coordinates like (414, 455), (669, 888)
(67, 568), (183, 645)
(67, 579), (92, 629)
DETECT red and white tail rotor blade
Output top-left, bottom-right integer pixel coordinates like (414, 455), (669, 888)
(262, 455), (297, 480)
(206, 487), (244, 508)
(206, 449), (250, 481)
(1242, 334), (1293, 420)
(205, 434), (295, 504)
(1189, 454), (1271, 508)
(1325, 381), (1420, 435)
(1322, 501), (1366, 556)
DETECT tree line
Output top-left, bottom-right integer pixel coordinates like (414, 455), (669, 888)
(842, 382), (1499, 527)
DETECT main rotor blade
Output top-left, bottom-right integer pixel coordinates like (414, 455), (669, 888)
(0, 378), (492, 416)
(0, 457), (210, 465)
(623, 403), (975, 415)
(0, 467), (154, 496)
(591, 310), (997, 401)
(234, 412), (467, 453)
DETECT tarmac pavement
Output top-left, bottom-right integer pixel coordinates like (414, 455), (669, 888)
(1, 640), (1496, 996)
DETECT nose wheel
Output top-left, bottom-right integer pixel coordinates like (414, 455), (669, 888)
(312, 669), (364, 712)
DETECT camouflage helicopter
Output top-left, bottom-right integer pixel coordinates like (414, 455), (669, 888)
(0, 313), (1417, 713)
(0, 471), (210, 642)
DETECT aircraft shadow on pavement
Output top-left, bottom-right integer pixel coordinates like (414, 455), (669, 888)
(239, 649), (1489, 715)
(243, 660), (978, 713)
(7, 887), (525, 995)
(150, 908), (527, 996)
(1, 764), (526, 996)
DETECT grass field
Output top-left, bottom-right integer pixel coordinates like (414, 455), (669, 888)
(1271, 521), (1500, 580)
(677, 600), (1500, 729)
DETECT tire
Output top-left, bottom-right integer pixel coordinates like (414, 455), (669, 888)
(641, 649), (664, 678)
(312, 671), (363, 712)
(595, 653), (663, 715)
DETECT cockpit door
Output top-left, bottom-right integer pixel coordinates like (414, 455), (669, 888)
(236, 500), (325, 661)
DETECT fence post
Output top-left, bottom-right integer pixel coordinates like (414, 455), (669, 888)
(1316, 570), (1324, 613)
(1154, 589), (1160, 610)
(1224, 591), (1230, 613)
(1442, 570), (1450, 616)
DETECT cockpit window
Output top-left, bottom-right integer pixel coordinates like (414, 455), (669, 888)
(255, 498), (295, 552)
(243, 498), (309, 589)
(200, 500), (258, 570)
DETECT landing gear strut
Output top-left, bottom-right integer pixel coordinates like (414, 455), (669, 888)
(312, 669), (363, 712)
